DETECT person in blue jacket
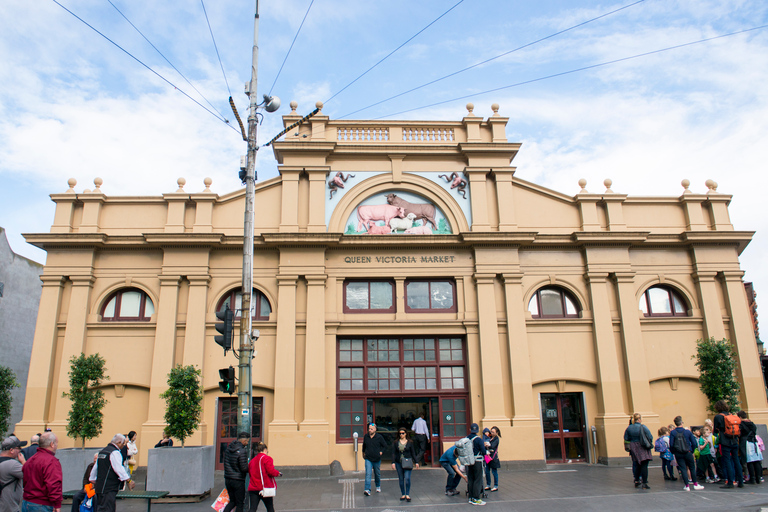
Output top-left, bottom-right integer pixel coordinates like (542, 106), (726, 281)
(438, 445), (467, 496)
(669, 416), (704, 491)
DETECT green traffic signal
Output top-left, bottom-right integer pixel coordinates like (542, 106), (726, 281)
(218, 366), (235, 395)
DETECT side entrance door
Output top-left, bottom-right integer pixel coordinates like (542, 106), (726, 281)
(540, 392), (587, 463)
(215, 397), (263, 470)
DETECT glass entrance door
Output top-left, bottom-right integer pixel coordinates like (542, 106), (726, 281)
(540, 393), (587, 463)
(215, 397), (263, 470)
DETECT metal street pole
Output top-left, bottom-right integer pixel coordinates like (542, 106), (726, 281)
(238, 0), (260, 446)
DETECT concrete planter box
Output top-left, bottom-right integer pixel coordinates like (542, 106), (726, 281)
(146, 445), (214, 496)
(56, 448), (101, 491)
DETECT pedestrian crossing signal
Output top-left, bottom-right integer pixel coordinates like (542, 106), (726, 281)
(219, 366), (235, 395)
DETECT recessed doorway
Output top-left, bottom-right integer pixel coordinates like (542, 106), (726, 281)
(540, 392), (587, 463)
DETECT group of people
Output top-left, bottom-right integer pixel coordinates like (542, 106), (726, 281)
(221, 432), (281, 512)
(624, 401), (765, 492)
(361, 419), (501, 506)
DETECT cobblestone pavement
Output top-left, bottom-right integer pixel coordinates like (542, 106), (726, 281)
(97, 464), (768, 512)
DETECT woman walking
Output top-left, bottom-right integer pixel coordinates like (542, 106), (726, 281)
(484, 426), (501, 492)
(248, 442), (282, 512)
(391, 428), (419, 501)
(624, 413), (653, 489)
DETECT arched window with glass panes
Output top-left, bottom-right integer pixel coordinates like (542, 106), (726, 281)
(527, 286), (581, 319)
(639, 285), (689, 317)
(216, 288), (271, 321)
(101, 288), (155, 322)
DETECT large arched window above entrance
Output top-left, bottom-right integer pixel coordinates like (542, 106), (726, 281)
(528, 286), (581, 319)
(216, 288), (271, 321)
(639, 285), (689, 317)
(101, 288), (154, 322)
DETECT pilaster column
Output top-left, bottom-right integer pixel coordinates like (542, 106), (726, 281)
(79, 194), (105, 233)
(394, 278), (406, 321)
(182, 275), (210, 445)
(474, 274), (508, 424)
(17, 276), (65, 433)
(612, 272), (653, 415)
(465, 168), (490, 231)
(272, 275), (298, 426)
(141, 275), (181, 444)
(51, 276), (95, 426)
(302, 275), (328, 424)
(693, 271), (726, 340)
(721, 271), (768, 416)
(279, 171), (300, 232)
(306, 168), (330, 232)
(494, 171), (517, 231)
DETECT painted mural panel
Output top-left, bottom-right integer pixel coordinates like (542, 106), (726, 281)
(344, 190), (452, 235)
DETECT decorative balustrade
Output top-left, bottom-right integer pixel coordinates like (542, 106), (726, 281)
(336, 126), (389, 142)
(402, 127), (455, 142)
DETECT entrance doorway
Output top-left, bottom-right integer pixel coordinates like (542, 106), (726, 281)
(215, 397), (263, 470)
(368, 397), (440, 466)
(540, 393), (587, 463)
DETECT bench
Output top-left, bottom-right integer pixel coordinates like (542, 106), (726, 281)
(63, 489), (169, 512)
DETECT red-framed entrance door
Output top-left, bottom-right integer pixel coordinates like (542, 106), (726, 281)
(540, 393), (587, 463)
(215, 397), (263, 470)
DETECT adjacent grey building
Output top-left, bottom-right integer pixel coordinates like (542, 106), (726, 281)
(0, 227), (43, 435)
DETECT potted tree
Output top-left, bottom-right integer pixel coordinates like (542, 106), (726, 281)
(58, 353), (108, 490)
(147, 365), (214, 497)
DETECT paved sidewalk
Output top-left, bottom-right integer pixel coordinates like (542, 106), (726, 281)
(108, 464), (768, 511)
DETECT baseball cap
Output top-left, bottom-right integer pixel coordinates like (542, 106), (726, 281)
(1, 435), (27, 450)
(470, 423), (480, 434)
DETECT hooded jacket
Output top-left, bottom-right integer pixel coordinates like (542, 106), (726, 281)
(223, 440), (248, 481)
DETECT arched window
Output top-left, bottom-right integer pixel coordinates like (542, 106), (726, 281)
(639, 285), (688, 317)
(216, 288), (271, 321)
(101, 288), (154, 322)
(528, 286), (580, 319)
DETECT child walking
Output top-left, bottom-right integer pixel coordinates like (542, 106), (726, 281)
(655, 426), (676, 480)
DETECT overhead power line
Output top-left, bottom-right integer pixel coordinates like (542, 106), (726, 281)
(269, 0), (315, 96)
(200, 0), (232, 97)
(51, 0), (239, 134)
(376, 24), (768, 120)
(324, 0), (466, 105)
(340, 0), (646, 119)
(106, 0), (229, 122)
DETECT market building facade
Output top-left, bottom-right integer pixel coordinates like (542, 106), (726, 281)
(16, 102), (767, 470)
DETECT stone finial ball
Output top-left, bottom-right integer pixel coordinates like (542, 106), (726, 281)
(604, 179), (612, 189)
(315, 101), (323, 110)
(578, 178), (587, 188)
(466, 103), (474, 113)
(705, 179), (714, 189)
(491, 103), (499, 113)
(204, 177), (212, 187)
(681, 179), (690, 188)
(177, 177), (186, 187)
(68, 178), (77, 188)
(94, 177), (103, 188)
(290, 101), (298, 110)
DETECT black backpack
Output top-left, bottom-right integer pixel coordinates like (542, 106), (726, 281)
(672, 431), (690, 453)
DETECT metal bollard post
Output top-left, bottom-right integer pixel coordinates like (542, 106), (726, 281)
(353, 432), (359, 472)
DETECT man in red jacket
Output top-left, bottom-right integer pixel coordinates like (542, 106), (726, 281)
(21, 432), (62, 512)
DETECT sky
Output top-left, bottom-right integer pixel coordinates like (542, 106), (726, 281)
(1, 0), (767, 300)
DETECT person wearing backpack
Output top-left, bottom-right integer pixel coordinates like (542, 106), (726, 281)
(737, 411), (761, 484)
(713, 400), (744, 488)
(465, 423), (487, 506)
(1, 436), (27, 512)
(623, 413), (653, 489)
(669, 416), (704, 491)
(655, 426), (676, 481)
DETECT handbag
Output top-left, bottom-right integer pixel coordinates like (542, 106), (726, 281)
(401, 456), (414, 470)
(484, 453), (493, 464)
(259, 456), (277, 498)
(747, 440), (764, 463)
(640, 426), (653, 450)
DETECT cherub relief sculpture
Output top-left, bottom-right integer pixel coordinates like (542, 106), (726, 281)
(438, 172), (468, 199)
(328, 172), (356, 199)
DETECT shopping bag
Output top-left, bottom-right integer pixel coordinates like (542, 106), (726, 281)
(211, 489), (230, 511)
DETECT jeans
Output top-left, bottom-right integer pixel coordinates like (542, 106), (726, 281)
(484, 465), (498, 488)
(721, 443), (744, 484)
(661, 457), (674, 478)
(224, 479), (246, 512)
(364, 459), (381, 491)
(21, 503), (53, 512)
(441, 461), (462, 491)
(675, 452), (698, 486)
(632, 459), (649, 484)
(394, 462), (412, 496)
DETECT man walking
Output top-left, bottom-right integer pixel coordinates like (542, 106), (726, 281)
(20, 436), (38, 462)
(1, 435), (27, 512)
(438, 444), (467, 496)
(362, 423), (387, 496)
(20, 432), (62, 512)
(223, 432), (249, 512)
(411, 413), (430, 465)
(89, 434), (134, 512)
(713, 399), (745, 488)
(668, 416), (704, 491)
(466, 423), (487, 506)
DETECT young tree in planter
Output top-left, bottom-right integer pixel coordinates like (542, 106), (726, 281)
(62, 353), (109, 447)
(0, 365), (20, 436)
(160, 365), (202, 447)
(693, 337), (741, 413)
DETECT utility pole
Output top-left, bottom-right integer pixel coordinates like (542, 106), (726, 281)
(237, 0), (261, 446)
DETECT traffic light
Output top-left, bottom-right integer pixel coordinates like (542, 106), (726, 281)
(219, 366), (235, 394)
(214, 305), (234, 354)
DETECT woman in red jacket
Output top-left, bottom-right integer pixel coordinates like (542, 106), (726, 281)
(248, 442), (281, 512)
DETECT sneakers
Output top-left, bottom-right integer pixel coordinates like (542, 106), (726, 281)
(469, 498), (486, 506)
(705, 478), (713, 483)
(684, 485), (690, 492)
(376, 487), (381, 493)
(446, 490), (460, 496)
(642, 484), (650, 490)
(693, 484), (704, 490)
(364, 490), (371, 496)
